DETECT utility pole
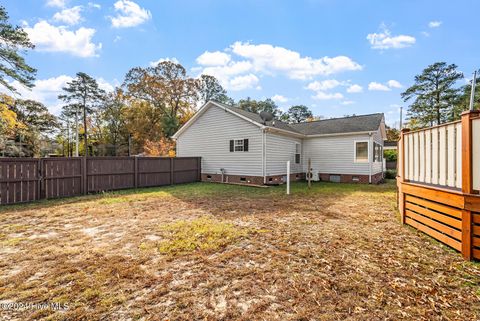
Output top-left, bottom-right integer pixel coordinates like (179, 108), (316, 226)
(75, 105), (79, 157)
(399, 107), (403, 130)
(470, 70), (477, 111)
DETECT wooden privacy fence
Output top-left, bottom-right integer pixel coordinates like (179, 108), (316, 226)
(398, 110), (480, 260)
(0, 157), (201, 205)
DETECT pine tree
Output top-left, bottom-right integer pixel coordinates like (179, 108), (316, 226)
(59, 72), (105, 156)
(401, 62), (463, 127)
(0, 6), (36, 93)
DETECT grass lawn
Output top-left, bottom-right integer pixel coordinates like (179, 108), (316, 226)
(0, 181), (479, 320)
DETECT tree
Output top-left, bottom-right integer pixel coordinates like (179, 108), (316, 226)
(59, 72), (105, 156)
(401, 62), (463, 127)
(236, 98), (282, 117)
(385, 125), (400, 141)
(453, 70), (480, 118)
(13, 99), (57, 133)
(198, 74), (232, 105)
(285, 105), (313, 123)
(0, 6), (36, 93)
(100, 89), (129, 155)
(123, 61), (199, 137)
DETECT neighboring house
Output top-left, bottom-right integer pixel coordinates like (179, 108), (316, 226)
(384, 141), (398, 151)
(172, 101), (386, 185)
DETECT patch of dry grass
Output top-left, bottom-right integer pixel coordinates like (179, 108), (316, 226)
(0, 181), (479, 320)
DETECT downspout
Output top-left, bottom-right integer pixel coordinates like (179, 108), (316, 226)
(369, 132), (373, 184)
(262, 129), (267, 184)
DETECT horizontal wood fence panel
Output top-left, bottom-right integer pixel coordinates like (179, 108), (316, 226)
(405, 217), (462, 251)
(0, 157), (201, 205)
(474, 213), (480, 260)
(0, 158), (39, 205)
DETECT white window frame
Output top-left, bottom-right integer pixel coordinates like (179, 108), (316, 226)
(354, 140), (370, 163)
(295, 143), (301, 164)
(234, 139), (244, 152)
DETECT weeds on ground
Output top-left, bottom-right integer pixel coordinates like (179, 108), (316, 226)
(157, 216), (249, 255)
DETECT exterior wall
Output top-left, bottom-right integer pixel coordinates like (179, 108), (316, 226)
(318, 172), (383, 184)
(303, 133), (373, 176)
(265, 131), (303, 176)
(176, 105), (263, 176)
(201, 173), (304, 185)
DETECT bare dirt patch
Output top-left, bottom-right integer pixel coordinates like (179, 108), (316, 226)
(0, 182), (478, 320)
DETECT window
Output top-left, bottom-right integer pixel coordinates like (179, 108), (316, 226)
(295, 143), (301, 164)
(234, 139), (244, 151)
(355, 141), (369, 163)
(373, 143), (383, 162)
(230, 139), (249, 152)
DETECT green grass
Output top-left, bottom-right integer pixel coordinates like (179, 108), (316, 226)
(157, 216), (249, 255)
(0, 179), (397, 213)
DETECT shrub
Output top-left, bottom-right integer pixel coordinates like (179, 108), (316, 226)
(385, 169), (397, 179)
(384, 149), (398, 162)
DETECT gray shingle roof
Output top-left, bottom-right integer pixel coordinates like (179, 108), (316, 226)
(214, 101), (384, 136)
(288, 113), (384, 135)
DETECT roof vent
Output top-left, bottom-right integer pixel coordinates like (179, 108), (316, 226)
(260, 111), (274, 125)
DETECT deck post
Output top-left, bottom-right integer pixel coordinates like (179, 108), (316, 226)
(461, 110), (479, 260)
(398, 128), (409, 224)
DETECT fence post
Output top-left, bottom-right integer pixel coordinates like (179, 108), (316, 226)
(197, 157), (201, 182)
(398, 128), (409, 224)
(82, 157), (87, 195)
(134, 156), (138, 188)
(461, 110), (479, 260)
(170, 157), (174, 185)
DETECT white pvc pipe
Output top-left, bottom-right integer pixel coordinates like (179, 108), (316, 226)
(286, 160), (290, 195)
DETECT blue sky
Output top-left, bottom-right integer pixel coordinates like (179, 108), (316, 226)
(3, 0), (479, 127)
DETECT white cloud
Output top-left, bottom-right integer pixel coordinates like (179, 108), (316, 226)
(421, 31), (430, 37)
(196, 51), (231, 66)
(387, 79), (402, 88)
(271, 94), (288, 103)
(306, 79), (342, 92)
(149, 57), (180, 67)
(46, 0), (66, 8)
(341, 100), (355, 105)
(53, 6), (83, 25)
(113, 35), (121, 43)
(368, 82), (391, 91)
(230, 42), (361, 79)
(88, 2), (101, 9)
(367, 26), (416, 50)
(229, 74), (259, 91)
(346, 84), (363, 93)
(200, 61), (253, 90)
(428, 21), (442, 28)
(25, 21), (101, 57)
(110, 0), (151, 28)
(96, 77), (115, 92)
(312, 92), (344, 100)
(5, 75), (115, 114)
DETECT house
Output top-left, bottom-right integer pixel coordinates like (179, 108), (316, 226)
(172, 101), (386, 185)
(384, 141), (398, 151)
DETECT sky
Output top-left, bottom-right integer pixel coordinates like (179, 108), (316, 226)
(3, 0), (479, 127)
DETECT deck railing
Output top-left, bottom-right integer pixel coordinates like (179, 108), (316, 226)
(398, 110), (480, 260)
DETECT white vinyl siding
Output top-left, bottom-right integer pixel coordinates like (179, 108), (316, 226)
(176, 105), (263, 176)
(303, 133), (383, 175)
(265, 132), (303, 175)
